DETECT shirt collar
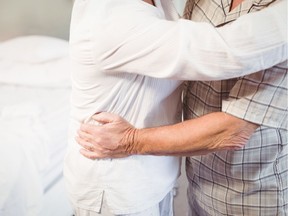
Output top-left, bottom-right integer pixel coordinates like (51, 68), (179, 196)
(219, 0), (276, 25)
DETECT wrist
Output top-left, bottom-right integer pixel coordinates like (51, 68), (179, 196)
(123, 127), (142, 155)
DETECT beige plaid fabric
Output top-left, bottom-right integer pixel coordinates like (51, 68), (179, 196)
(182, 0), (195, 19)
(183, 0), (288, 215)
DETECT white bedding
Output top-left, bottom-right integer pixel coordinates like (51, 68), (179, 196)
(0, 36), (72, 216)
(0, 36), (70, 88)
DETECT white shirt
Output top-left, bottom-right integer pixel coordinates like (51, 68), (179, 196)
(64, 0), (287, 214)
(97, 0), (287, 80)
(64, 0), (182, 214)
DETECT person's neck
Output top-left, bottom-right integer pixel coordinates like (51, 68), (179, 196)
(230, 0), (244, 11)
(143, 0), (155, 6)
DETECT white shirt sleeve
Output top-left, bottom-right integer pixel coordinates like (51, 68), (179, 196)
(99, 0), (287, 80)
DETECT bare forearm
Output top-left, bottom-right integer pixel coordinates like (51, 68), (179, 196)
(78, 112), (259, 159)
(131, 112), (258, 156)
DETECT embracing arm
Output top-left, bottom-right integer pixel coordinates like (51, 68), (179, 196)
(101, 0), (287, 80)
(77, 112), (258, 159)
(130, 112), (258, 156)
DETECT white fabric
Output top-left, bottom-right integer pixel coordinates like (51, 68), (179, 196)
(0, 35), (71, 215)
(0, 86), (71, 214)
(0, 86), (71, 215)
(0, 109), (46, 216)
(64, 0), (287, 214)
(0, 36), (71, 88)
(1, 103), (50, 172)
(0, 36), (68, 64)
(65, 0), (182, 214)
(73, 189), (174, 216)
(95, 0), (287, 80)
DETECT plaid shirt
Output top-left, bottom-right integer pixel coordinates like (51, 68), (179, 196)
(183, 0), (288, 215)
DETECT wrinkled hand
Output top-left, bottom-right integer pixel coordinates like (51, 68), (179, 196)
(76, 112), (137, 159)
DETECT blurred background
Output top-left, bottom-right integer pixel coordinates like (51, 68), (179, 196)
(0, 0), (185, 41)
(0, 0), (73, 41)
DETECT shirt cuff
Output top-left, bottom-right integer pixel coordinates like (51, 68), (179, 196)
(222, 66), (287, 130)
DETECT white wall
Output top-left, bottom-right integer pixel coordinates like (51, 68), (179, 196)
(0, 0), (73, 41)
(0, 0), (186, 42)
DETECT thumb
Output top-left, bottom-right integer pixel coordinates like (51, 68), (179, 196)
(91, 112), (119, 124)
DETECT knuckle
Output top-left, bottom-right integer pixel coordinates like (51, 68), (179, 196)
(94, 137), (103, 145)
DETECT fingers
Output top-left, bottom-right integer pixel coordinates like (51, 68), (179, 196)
(79, 148), (100, 160)
(79, 147), (127, 159)
(76, 112), (132, 160)
(77, 136), (109, 159)
(76, 136), (95, 151)
(80, 123), (97, 134)
(77, 128), (95, 142)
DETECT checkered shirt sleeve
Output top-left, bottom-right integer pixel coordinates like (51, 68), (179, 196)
(223, 61), (288, 130)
